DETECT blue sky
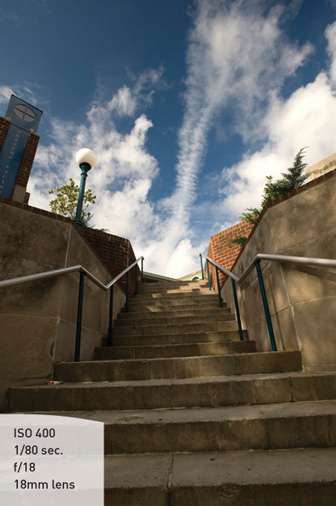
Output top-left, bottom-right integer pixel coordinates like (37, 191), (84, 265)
(1, 0), (336, 276)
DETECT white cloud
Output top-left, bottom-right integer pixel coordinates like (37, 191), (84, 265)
(108, 86), (137, 117)
(219, 20), (336, 221)
(326, 20), (336, 84)
(8, 4), (336, 278)
(0, 85), (14, 105)
(26, 69), (201, 277)
(0, 84), (40, 107)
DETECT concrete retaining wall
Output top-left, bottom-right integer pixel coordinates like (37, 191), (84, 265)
(0, 201), (126, 410)
(222, 173), (336, 372)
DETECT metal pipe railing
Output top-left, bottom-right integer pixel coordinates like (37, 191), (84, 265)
(199, 253), (204, 280)
(0, 256), (144, 361)
(202, 252), (336, 351)
(202, 254), (243, 341)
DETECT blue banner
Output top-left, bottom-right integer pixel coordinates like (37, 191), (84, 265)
(0, 95), (42, 199)
(0, 125), (29, 198)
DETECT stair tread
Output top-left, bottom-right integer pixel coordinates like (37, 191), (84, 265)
(104, 447), (336, 487)
(117, 309), (231, 318)
(112, 321), (241, 336)
(94, 340), (256, 359)
(51, 351), (302, 382)
(115, 315), (235, 326)
(96, 340), (254, 350)
(19, 399), (336, 422)
(11, 370), (336, 390)
(56, 350), (300, 364)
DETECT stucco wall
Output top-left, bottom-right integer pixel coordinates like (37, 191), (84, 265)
(0, 200), (126, 410)
(221, 173), (336, 372)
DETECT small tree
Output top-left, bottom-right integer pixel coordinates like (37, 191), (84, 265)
(49, 178), (96, 226)
(239, 207), (262, 225)
(232, 148), (308, 246)
(261, 148), (308, 207)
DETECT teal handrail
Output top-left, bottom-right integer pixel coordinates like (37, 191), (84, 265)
(0, 256), (145, 361)
(202, 252), (336, 351)
(202, 254), (243, 341)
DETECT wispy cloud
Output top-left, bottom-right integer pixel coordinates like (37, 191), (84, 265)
(0, 84), (40, 106)
(5, 1), (336, 278)
(161, 0), (313, 251)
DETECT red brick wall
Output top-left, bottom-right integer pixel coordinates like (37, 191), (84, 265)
(15, 131), (40, 188)
(206, 221), (254, 289)
(83, 227), (139, 293)
(0, 117), (10, 150)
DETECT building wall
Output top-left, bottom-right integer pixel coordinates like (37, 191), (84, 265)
(221, 169), (336, 372)
(206, 221), (254, 288)
(0, 199), (128, 411)
(179, 270), (202, 281)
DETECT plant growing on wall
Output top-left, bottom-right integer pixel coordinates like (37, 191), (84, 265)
(49, 178), (96, 226)
(232, 148), (308, 246)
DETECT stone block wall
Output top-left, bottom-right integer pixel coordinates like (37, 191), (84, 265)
(0, 198), (139, 410)
(221, 169), (336, 372)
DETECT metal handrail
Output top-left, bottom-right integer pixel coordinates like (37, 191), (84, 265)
(204, 256), (243, 342)
(239, 253), (336, 284)
(0, 257), (144, 291)
(0, 256), (144, 361)
(203, 253), (336, 352)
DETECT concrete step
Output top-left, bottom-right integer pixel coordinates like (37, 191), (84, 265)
(94, 340), (256, 360)
(19, 400), (336, 454)
(117, 307), (232, 320)
(8, 371), (336, 413)
(112, 320), (239, 337)
(52, 351), (302, 382)
(104, 448), (336, 506)
(106, 330), (246, 346)
(114, 313), (236, 327)
(137, 285), (211, 295)
(126, 300), (223, 312)
(130, 292), (220, 302)
(138, 280), (209, 291)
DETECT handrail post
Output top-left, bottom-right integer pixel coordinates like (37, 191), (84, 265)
(206, 258), (211, 291)
(199, 253), (204, 280)
(215, 266), (223, 307)
(255, 260), (277, 351)
(141, 257), (144, 283)
(231, 278), (244, 341)
(74, 271), (86, 362)
(125, 271), (129, 312)
(108, 285), (114, 346)
(135, 265), (138, 295)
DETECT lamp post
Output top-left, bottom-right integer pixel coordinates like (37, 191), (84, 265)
(74, 148), (97, 228)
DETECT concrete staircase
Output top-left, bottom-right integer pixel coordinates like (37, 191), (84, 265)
(8, 279), (336, 505)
